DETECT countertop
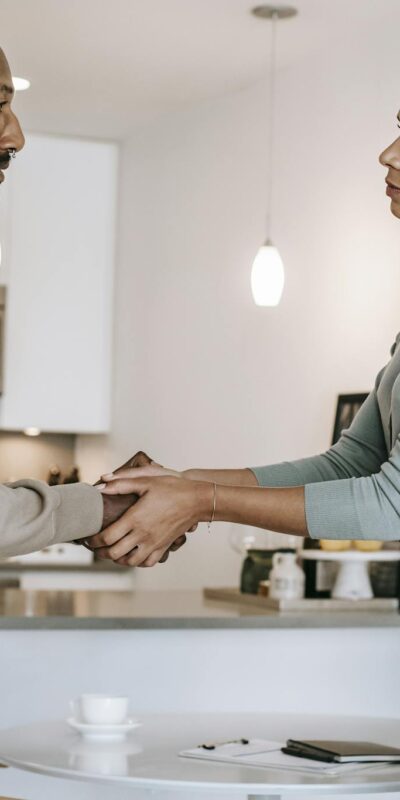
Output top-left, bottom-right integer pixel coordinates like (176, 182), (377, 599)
(0, 560), (129, 572)
(0, 589), (399, 630)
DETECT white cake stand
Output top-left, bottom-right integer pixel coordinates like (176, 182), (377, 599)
(301, 549), (400, 600)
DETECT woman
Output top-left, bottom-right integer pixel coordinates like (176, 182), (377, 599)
(90, 113), (400, 568)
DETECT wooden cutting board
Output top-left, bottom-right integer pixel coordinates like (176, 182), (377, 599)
(203, 587), (398, 612)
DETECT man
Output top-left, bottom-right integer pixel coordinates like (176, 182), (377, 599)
(0, 46), (140, 556)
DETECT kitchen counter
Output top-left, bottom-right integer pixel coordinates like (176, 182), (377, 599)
(0, 588), (399, 629)
(0, 560), (129, 572)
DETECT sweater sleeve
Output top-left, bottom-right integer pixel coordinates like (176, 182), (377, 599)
(305, 433), (400, 540)
(0, 480), (103, 558)
(250, 384), (387, 489)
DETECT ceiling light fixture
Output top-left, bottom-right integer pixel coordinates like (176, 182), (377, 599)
(250, 5), (298, 307)
(12, 77), (31, 92)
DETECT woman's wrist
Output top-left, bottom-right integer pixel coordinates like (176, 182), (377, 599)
(192, 480), (216, 523)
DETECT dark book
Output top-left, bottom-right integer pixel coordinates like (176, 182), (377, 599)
(284, 740), (400, 763)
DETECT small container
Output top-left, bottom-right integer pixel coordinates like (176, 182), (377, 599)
(353, 540), (383, 552)
(258, 580), (270, 597)
(269, 552), (305, 600)
(320, 539), (352, 552)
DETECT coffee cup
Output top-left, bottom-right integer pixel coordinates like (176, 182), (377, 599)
(71, 694), (130, 725)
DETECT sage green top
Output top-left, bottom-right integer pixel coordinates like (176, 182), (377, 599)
(251, 334), (400, 540)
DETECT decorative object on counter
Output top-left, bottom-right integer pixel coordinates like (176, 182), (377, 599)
(370, 558), (400, 599)
(63, 466), (81, 484)
(240, 548), (295, 594)
(47, 464), (62, 486)
(47, 464), (81, 486)
(269, 552), (305, 600)
(320, 540), (352, 551)
(258, 579), (270, 597)
(302, 550), (400, 601)
(303, 537), (335, 598)
(353, 540), (383, 552)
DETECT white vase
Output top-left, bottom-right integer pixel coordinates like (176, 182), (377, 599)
(269, 552), (305, 600)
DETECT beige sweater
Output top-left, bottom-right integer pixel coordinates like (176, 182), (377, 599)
(0, 479), (103, 558)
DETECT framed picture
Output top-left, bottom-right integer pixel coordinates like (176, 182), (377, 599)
(331, 392), (369, 445)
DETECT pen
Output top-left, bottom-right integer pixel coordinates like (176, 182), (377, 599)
(200, 738), (249, 751)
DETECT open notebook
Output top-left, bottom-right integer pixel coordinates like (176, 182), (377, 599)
(180, 739), (399, 777)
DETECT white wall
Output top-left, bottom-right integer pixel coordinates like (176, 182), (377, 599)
(77, 26), (400, 589)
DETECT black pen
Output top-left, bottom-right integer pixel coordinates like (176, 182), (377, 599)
(200, 738), (249, 751)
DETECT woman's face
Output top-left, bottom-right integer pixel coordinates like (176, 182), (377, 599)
(379, 113), (400, 219)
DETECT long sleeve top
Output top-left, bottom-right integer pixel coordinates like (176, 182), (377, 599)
(251, 334), (400, 540)
(0, 479), (103, 558)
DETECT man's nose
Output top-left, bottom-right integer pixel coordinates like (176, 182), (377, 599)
(0, 109), (25, 153)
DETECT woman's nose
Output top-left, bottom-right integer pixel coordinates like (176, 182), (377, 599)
(0, 109), (25, 154)
(379, 137), (400, 170)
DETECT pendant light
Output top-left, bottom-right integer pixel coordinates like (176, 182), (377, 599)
(250, 5), (298, 307)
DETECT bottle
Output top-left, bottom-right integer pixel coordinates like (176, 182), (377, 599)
(303, 537), (335, 599)
(63, 466), (81, 484)
(269, 552), (305, 600)
(47, 465), (62, 486)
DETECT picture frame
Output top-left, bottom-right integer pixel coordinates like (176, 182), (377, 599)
(331, 392), (369, 445)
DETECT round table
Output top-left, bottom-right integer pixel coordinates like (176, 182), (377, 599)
(0, 713), (400, 799)
(301, 550), (400, 600)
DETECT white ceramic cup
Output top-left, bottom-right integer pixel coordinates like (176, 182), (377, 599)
(71, 694), (130, 725)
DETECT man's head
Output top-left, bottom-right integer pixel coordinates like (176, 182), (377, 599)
(0, 48), (25, 185)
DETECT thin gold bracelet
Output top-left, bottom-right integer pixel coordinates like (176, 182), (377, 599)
(207, 482), (217, 533)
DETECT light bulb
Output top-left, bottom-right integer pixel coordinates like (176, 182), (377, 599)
(24, 427), (41, 437)
(12, 77), (30, 92)
(251, 241), (285, 306)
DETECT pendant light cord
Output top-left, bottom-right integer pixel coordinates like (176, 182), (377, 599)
(266, 12), (278, 241)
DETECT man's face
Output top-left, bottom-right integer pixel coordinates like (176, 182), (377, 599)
(0, 49), (25, 185)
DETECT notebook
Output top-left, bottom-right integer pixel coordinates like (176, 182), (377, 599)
(179, 739), (395, 776)
(284, 740), (400, 764)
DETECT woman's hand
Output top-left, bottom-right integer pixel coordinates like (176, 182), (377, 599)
(88, 476), (212, 567)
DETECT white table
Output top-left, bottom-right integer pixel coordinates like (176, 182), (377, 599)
(301, 550), (400, 600)
(0, 713), (400, 799)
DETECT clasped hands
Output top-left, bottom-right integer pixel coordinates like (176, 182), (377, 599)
(81, 451), (212, 568)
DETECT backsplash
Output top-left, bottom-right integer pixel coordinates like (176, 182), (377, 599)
(0, 431), (76, 483)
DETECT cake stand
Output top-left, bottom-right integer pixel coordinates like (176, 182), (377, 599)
(301, 549), (400, 600)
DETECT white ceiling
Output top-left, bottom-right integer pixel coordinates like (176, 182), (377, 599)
(1, 0), (399, 140)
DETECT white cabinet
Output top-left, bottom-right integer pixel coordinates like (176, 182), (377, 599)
(0, 133), (117, 433)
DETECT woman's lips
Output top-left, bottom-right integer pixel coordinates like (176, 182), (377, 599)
(386, 181), (400, 199)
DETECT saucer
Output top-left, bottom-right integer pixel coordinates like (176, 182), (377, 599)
(67, 717), (142, 740)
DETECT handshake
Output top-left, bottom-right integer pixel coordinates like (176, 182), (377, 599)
(79, 451), (211, 569)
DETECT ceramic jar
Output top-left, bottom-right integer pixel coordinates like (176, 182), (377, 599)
(269, 552), (305, 600)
